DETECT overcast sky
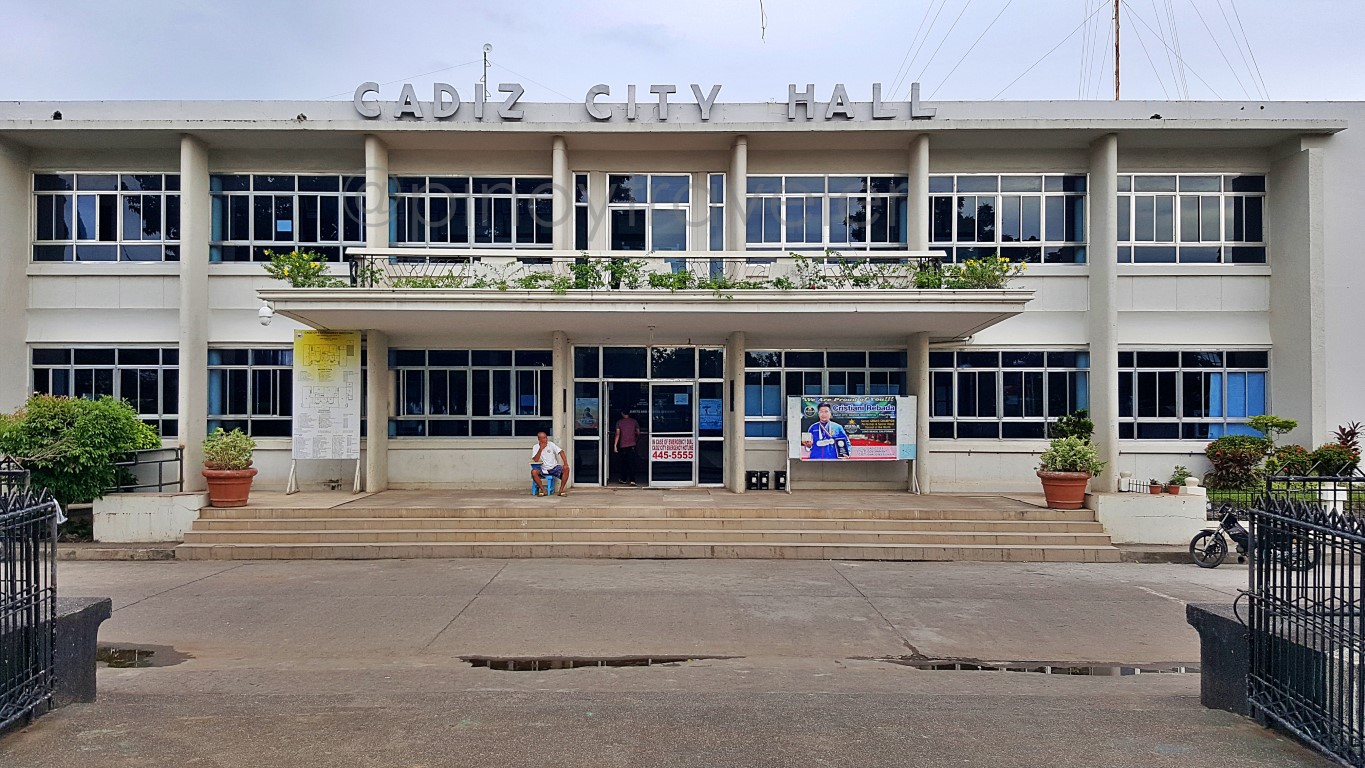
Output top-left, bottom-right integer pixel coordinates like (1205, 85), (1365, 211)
(4, 0), (1361, 103)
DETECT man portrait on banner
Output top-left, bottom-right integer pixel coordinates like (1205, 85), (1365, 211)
(802, 401), (851, 460)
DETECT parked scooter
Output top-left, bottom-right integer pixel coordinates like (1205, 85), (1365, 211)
(1189, 504), (1320, 570)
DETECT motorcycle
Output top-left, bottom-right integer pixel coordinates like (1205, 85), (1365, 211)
(1189, 504), (1320, 570)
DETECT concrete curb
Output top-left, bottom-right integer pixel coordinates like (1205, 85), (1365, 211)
(1117, 546), (1191, 564)
(58, 544), (178, 561)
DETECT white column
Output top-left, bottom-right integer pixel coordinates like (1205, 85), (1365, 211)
(909, 332), (931, 493)
(552, 331), (570, 446)
(1088, 134), (1120, 492)
(0, 138), (30, 413)
(725, 136), (747, 251)
(365, 330), (389, 491)
(725, 331), (747, 493)
(551, 136), (572, 250)
(178, 136), (211, 490)
(908, 134), (930, 252)
(364, 135), (389, 249)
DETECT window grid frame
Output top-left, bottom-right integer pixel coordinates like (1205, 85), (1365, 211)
(389, 349), (553, 438)
(390, 175), (554, 251)
(744, 174), (910, 252)
(32, 172), (182, 263)
(30, 345), (179, 436)
(1118, 349), (1270, 440)
(928, 174), (1088, 264)
(1117, 173), (1267, 264)
(207, 347), (295, 438)
(210, 173), (367, 263)
(607, 173), (693, 252)
(743, 349), (908, 439)
(927, 349), (1091, 440)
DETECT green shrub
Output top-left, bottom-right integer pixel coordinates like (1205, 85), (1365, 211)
(0, 395), (160, 506)
(605, 257), (647, 289)
(1266, 444), (1312, 476)
(203, 428), (256, 470)
(941, 256), (1026, 289)
(1038, 436), (1105, 475)
(1204, 434), (1271, 490)
(1046, 409), (1094, 441)
(262, 249), (347, 288)
(1247, 414), (1297, 445)
(1310, 443), (1361, 476)
(1169, 465), (1193, 485)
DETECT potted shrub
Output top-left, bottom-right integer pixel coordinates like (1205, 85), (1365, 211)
(1168, 466), (1192, 494)
(202, 428), (257, 507)
(1036, 436), (1105, 509)
(1147, 478), (1162, 495)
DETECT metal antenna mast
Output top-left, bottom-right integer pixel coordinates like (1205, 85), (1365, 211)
(482, 43), (492, 92)
(1113, 0), (1120, 100)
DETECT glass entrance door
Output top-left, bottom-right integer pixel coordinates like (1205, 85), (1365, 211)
(648, 383), (695, 486)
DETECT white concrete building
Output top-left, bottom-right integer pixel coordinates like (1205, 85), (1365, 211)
(0, 90), (1357, 494)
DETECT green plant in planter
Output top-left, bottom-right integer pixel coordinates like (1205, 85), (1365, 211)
(262, 250), (347, 288)
(605, 257), (647, 289)
(1169, 465), (1192, 485)
(1310, 442), (1361, 477)
(1047, 409), (1094, 441)
(1204, 434), (1271, 489)
(202, 428), (256, 470)
(1038, 436), (1106, 475)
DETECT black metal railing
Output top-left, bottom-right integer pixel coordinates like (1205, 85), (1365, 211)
(0, 486), (59, 732)
(1246, 471), (1365, 765)
(107, 447), (184, 494)
(0, 456), (28, 495)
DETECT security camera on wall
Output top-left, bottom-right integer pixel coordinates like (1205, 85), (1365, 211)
(258, 304), (274, 326)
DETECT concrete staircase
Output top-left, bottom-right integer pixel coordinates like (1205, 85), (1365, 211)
(176, 493), (1121, 562)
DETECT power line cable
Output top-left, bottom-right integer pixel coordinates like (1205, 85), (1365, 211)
(912, 0), (976, 91)
(1093, 15), (1112, 100)
(1186, 0), (1250, 98)
(1086, 0), (1110, 99)
(931, 0), (1014, 98)
(1079, 0), (1100, 98)
(1148, 0), (1181, 98)
(1122, 5), (1172, 98)
(488, 60), (577, 102)
(1216, 0), (1264, 98)
(890, 0), (942, 97)
(891, 0), (950, 99)
(1120, 0), (1223, 98)
(1164, 0), (1190, 99)
(1228, 0), (1269, 98)
(993, 0), (1112, 99)
(318, 59), (483, 100)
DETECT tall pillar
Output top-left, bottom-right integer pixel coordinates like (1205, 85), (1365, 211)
(364, 135), (389, 249)
(908, 332), (931, 493)
(0, 139), (30, 413)
(178, 135), (210, 489)
(551, 136), (572, 250)
(365, 330), (389, 491)
(908, 134), (930, 251)
(552, 331), (570, 444)
(725, 136), (747, 251)
(1088, 134), (1120, 492)
(725, 331), (747, 493)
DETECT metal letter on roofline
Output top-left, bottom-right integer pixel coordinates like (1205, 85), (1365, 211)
(353, 82), (381, 119)
(825, 84), (853, 120)
(650, 84), (676, 121)
(498, 84), (525, 120)
(433, 83), (459, 119)
(395, 83), (424, 119)
(787, 83), (815, 120)
(691, 84), (722, 121)
(585, 84), (611, 120)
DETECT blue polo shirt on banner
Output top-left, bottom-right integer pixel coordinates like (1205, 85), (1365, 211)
(807, 421), (850, 460)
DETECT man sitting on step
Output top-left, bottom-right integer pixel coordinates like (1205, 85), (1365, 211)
(531, 431), (571, 497)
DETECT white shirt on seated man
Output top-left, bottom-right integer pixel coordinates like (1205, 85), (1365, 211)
(530, 431), (571, 497)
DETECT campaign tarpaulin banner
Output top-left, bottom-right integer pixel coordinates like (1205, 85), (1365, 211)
(787, 396), (899, 461)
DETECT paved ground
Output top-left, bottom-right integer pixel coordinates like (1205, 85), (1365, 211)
(0, 559), (1331, 767)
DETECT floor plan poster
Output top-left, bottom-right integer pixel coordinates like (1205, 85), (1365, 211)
(292, 330), (362, 460)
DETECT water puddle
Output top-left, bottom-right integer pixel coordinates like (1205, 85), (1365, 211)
(461, 655), (733, 671)
(871, 657), (1198, 675)
(96, 644), (191, 668)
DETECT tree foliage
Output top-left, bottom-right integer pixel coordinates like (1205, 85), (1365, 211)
(0, 395), (160, 506)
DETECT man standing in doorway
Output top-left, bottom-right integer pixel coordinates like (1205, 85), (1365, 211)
(531, 431), (571, 497)
(613, 410), (642, 486)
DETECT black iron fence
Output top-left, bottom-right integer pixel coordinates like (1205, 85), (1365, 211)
(107, 447), (184, 494)
(0, 483), (59, 732)
(1246, 471), (1365, 765)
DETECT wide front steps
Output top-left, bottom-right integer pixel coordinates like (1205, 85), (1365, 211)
(177, 503), (1121, 562)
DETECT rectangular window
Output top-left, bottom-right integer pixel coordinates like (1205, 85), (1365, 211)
(1118, 349), (1268, 439)
(928, 174), (1087, 264)
(388, 349), (552, 437)
(207, 348), (294, 437)
(1117, 174), (1266, 264)
(928, 350), (1089, 439)
(743, 350), (907, 438)
(745, 175), (908, 252)
(211, 174), (365, 263)
(390, 175), (551, 253)
(574, 173), (590, 250)
(608, 174), (691, 252)
(708, 173), (725, 251)
(31, 346), (178, 435)
(33, 173), (181, 262)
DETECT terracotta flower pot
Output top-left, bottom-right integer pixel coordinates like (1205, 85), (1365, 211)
(1037, 470), (1092, 510)
(203, 467), (258, 508)
(1149, 485), (1162, 495)
(1167, 484), (1181, 494)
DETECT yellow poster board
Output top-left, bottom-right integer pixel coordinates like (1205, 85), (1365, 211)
(291, 330), (362, 461)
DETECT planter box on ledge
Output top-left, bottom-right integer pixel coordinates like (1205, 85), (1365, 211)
(1088, 490), (1208, 545)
